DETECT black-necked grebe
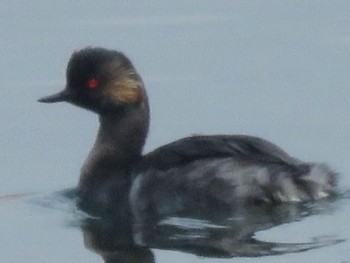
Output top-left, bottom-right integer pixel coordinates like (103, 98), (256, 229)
(39, 47), (337, 221)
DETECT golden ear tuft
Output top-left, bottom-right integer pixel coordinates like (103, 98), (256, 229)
(104, 62), (144, 104)
(106, 78), (143, 104)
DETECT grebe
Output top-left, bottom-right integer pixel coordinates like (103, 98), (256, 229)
(39, 47), (337, 221)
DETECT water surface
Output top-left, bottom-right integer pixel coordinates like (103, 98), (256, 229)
(1, 1), (350, 262)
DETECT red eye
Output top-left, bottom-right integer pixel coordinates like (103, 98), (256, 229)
(86, 78), (99, 89)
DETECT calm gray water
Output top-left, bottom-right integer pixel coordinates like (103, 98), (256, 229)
(1, 1), (350, 262)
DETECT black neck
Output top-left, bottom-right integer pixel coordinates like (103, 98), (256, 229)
(78, 99), (149, 214)
(81, 100), (149, 178)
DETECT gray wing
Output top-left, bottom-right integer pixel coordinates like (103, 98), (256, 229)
(131, 135), (336, 223)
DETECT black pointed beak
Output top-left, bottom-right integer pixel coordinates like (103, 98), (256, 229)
(38, 89), (71, 103)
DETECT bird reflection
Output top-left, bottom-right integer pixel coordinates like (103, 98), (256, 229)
(82, 215), (154, 263)
(80, 199), (342, 262)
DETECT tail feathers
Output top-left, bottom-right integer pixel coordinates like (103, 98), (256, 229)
(297, 163), (338, 200)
